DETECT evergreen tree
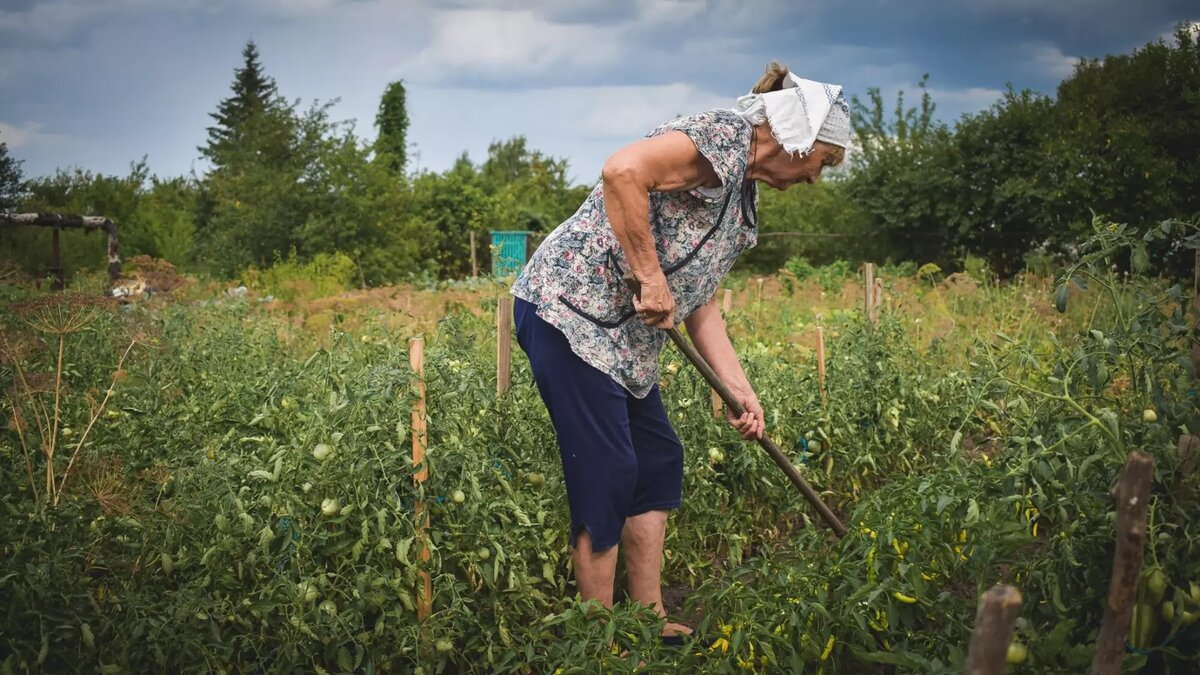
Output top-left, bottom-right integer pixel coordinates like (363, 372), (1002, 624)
(0, 130), (25, 212)
(200, 41), (290, 169)
(195, 41), (305, 273)
(374, 80), (410, 175)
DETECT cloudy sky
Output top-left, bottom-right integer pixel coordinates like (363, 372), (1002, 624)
(0, 0), (1194, 185)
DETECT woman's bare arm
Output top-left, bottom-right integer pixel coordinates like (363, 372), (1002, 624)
(601, 131), (721, 328)
(684, 294), (764, 440)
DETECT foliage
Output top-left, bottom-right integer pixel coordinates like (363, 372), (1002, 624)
(244, 250), (359, 302)
(7, 32), (1200, 287)
(846, 76), (960, 267)
(846, 26), (1200, 278)
(200, 41), (290, 170)
(778, 256), (852, 295)
(0, 129), (25, 212)
(1048, 22), (1200, 277)
(1, 222), (1197, 672)
(374, 80), (410, 176)
(745, 180), (872, 273)
(1, 162), (150, 280)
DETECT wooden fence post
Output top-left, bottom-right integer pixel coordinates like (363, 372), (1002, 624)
(409, 337), (432, 621)
(816, 325), (827, 409)
(722, 288), (733, 314)
(964, 584), (1024, 675)
(497, 296), (513, 398)
(1091, 452), (1155, 675)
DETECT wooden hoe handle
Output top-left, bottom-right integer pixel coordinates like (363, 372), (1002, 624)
(625, 274), (847, 537)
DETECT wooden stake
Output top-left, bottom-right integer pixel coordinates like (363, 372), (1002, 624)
(964, 585), (1024, 675)
(470, 231), (479, 278)
(722, 288), (732, 314)
(1091, 452), (1155, 675)
(409, 337), (432, 620)
(863, 263), (876, 326)
(496, 295), (513, 398)
(816, 326), (827, 408)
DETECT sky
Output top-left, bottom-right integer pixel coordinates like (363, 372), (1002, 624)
(0, 0), (1195, 186)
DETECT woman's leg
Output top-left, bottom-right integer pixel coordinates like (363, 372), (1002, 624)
(513, 298), (636, 608)
(623, 385), (689, 635)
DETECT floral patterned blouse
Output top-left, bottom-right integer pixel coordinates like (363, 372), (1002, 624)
(510, 109), (758, 398)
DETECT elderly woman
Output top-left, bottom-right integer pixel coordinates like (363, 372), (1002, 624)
(509, 62), (849, 640)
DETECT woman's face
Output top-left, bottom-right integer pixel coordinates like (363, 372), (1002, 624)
(751, 134), (843, 190)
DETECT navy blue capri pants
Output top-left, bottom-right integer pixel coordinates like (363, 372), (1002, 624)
(514, 297), (684, 552)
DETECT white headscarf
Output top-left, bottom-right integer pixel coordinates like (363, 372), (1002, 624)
(734, 72), (851, 156)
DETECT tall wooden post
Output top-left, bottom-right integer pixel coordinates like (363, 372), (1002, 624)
(497, 296), (513, 398)
(964, 585), (1024, 675)
(410, 337), (432, 620)
(1091, 452), (1155, 675)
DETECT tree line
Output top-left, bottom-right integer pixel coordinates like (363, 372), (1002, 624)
(2, 26), (1197, 284)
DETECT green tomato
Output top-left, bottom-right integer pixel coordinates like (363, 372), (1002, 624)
(321, 498), (340, 517)
(1147, 569), (1167, 603)
(298, 581), (319, 603)
(451, 490), (466, 504)
(319, 599), (337, 614)
(477, 547), (491, 561)
(1006, 642), (1027, 665)
(527, 472), (545, 488)
(1142, 409), (1158, 423)
(436, 639), (454, 653)
(61, 427), (74, 438)
(312, 443), (334, 462)
(708, 447), (725, 463)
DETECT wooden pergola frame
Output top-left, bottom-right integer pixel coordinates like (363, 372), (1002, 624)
(0, 213), (121, 289)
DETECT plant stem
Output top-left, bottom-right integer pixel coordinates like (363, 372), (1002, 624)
(6, 401), (40, 502)
(48, 334), (65, 502)
(56, 339), (137, 504)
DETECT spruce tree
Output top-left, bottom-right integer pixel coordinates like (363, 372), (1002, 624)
(374, 80), (409, 175)
(200, 41), (287, 169)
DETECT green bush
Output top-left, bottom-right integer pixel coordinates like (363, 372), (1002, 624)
(244, 250), (358, 302)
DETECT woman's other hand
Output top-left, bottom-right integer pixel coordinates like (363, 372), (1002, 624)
(726, 386), (765, 440)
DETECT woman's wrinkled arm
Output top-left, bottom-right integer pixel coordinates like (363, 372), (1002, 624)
(601, 131), (720, 329)
(683, 293), (765, 440)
